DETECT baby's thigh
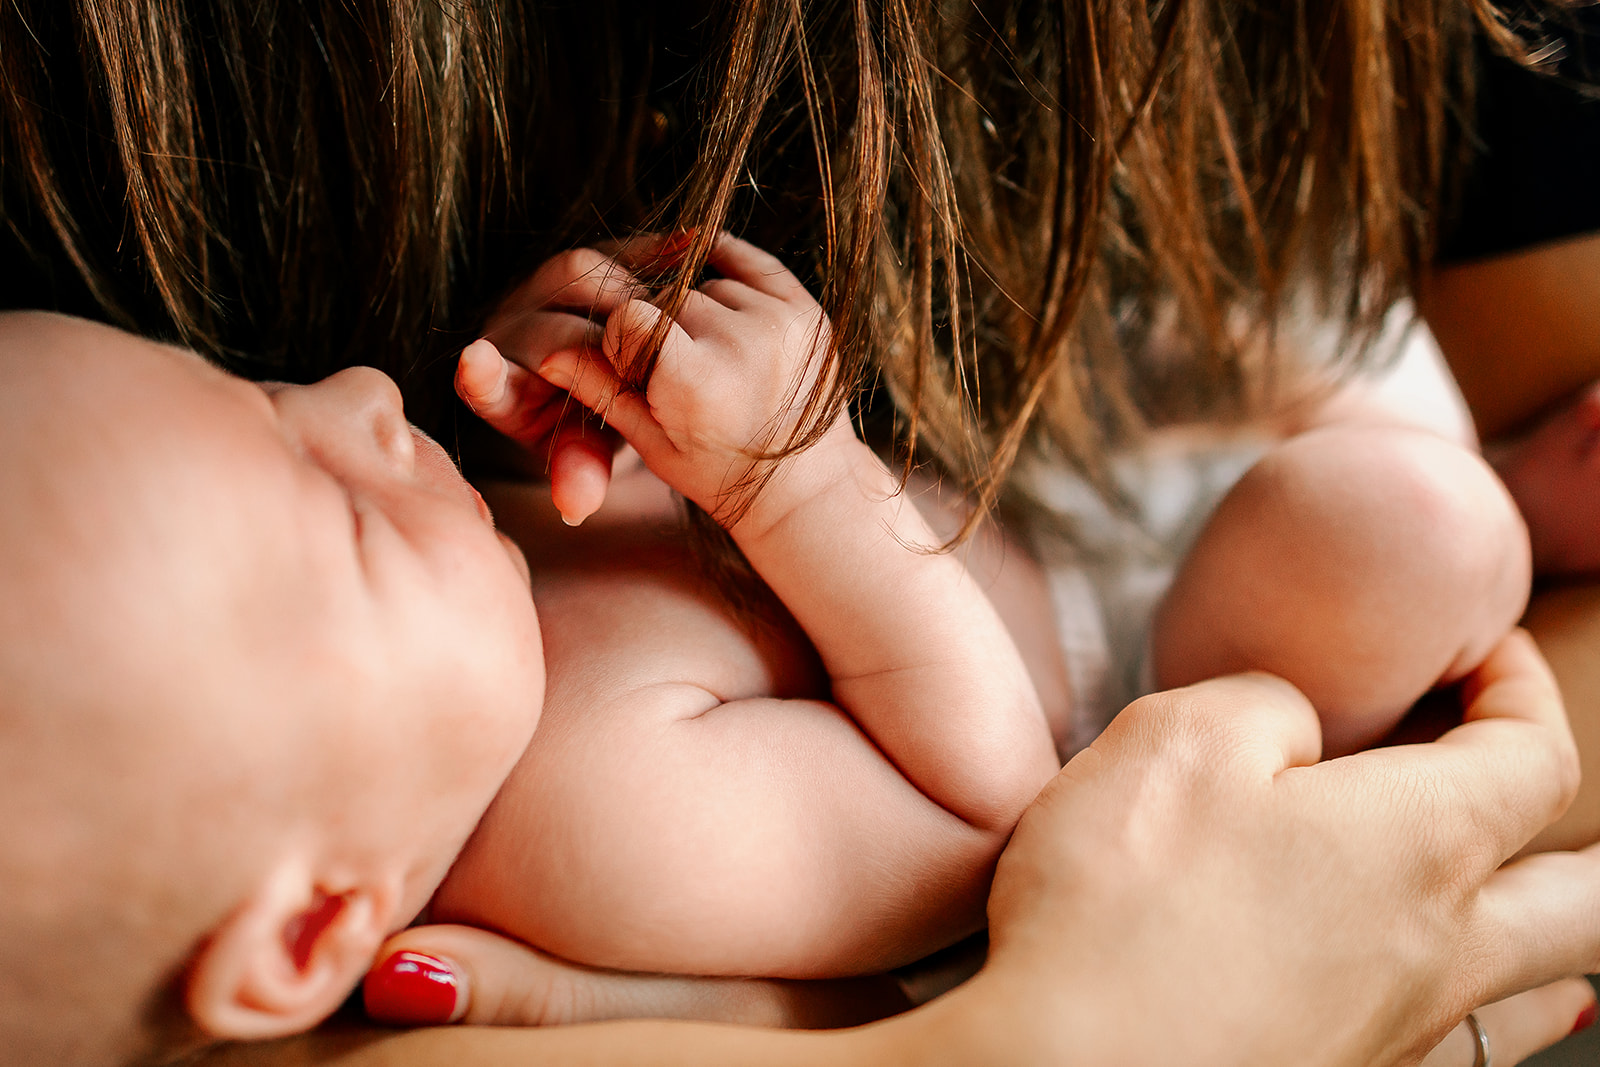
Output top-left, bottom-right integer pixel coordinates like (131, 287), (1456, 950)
(1152, 424), (1530, 752)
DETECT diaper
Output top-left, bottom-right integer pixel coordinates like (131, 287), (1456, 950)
(1020, 432), (1269, 754)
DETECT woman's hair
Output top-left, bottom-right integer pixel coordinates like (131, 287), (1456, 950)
(0, 0), (1566, 515)
(656, 0), (1574, 527)
(1, 0), (659, 428)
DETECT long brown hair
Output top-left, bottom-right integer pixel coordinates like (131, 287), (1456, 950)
(652, 0), (1573, 531)
(0, 0), (1559, 499)
(1, 0), (665, 426)
(0, 1), (1570, 1061)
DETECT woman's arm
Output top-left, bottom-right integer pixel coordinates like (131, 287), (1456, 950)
(1421, 232), (1600, 850)
(1420, 232), (1600, 440)
(196, 633), (1600, 1067)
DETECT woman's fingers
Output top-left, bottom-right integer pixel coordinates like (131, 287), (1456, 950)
(981, 646), (1600, 1067)
(1418, 980), (1598, 1067)
(363, 924), (909, 1029)
(1471, 845), (1600, 999)
(1107, 671), (1324, 776)
(1347, 630), (1577, 876)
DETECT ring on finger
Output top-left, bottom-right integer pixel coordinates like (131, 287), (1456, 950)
(1464, 1011), (1491, 1067)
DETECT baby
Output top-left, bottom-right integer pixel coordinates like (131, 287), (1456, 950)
(411, 237), (1532, 1004)
(0, 235), (1058, 1065)
(0, 234), (1535, 1063)
(414, 235), (1061, 980)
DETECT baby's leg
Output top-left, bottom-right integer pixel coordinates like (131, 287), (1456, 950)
(1151, 425), (1531, 756)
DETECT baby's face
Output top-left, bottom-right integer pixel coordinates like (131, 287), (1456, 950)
(0, 314), (545, 932)
(238, 363), (548, 902)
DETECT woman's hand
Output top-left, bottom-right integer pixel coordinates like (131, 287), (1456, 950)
(348, 631), (1600, 1066)
(361, 923), (909, 1030)
(948, 629), (1600, 1066)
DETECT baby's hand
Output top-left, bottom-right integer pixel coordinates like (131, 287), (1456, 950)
(461, 242), (681, 525)
(1492, 379), (1600, 574)
(535, 234), (843, 527)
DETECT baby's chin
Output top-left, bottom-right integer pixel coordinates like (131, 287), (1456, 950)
(498, 528), (532, 587)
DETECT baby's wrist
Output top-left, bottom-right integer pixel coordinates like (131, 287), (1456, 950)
(724, 428), (877, 544)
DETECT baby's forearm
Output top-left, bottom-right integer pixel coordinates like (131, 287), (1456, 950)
(728, 432), (1058, 831)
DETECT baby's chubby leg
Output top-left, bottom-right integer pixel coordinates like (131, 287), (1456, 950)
(1151, 425), (1531, 756)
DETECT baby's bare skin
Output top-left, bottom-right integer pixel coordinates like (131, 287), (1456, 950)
(433, 237), (1060, 980)
(432, 458), (1061, 978)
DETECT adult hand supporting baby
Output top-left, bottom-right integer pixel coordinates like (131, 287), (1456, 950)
(247, 630), (1600, 1066)
(964, 628), (1599, 1066)
(362, 924), (910, 1030)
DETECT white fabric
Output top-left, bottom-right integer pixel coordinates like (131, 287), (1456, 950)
(1022, 311), (1471, 754)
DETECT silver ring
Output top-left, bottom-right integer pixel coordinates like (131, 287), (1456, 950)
(1465, 1011), (1492, 1067)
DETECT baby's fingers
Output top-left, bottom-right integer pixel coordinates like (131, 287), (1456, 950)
(456, 339), (561, 445)
(547, 415), (617, 527)
(538, 349), (670, 461)
(601, 297), (693, 380)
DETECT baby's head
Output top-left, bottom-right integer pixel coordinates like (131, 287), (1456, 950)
(0, 313), (543, 1064)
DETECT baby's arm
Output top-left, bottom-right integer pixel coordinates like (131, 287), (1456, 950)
(487, 235), (1057, 830)
(450, 238), (1056, 976)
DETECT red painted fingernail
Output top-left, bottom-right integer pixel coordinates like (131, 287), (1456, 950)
(655, 228), (697, 262)
(364, 951), (460, 1026)
(1572, 1000), (1598, 1036)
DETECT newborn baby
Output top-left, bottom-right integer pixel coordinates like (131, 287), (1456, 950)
(0, 236), (1058, 1065)
(0, 234), (1534, 1065)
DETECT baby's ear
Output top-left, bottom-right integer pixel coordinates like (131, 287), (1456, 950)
(185, 862), (398, 1040)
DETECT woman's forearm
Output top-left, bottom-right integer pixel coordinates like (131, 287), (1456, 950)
(1521, 579), (1600, 854)
(189, 1009), (940, 1067)
(1420, 231), (1600, 439)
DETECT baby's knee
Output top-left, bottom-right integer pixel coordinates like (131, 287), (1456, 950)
(1291, 426), (1521, 582)
(1155, 423), (1531, 752)
(1246, 424), (1530, 674)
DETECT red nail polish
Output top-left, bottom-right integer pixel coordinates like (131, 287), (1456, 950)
(654, 228), (697, 263)
(1572, 1001), (1599, 1036)
(364, 951), (459, 1025)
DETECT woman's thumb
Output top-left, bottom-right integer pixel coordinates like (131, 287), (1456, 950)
(364, 924), (577, 1027)
(363, 923), (913, 1029)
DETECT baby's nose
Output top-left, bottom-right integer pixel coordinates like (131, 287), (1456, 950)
(323, 366), (415, 473)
